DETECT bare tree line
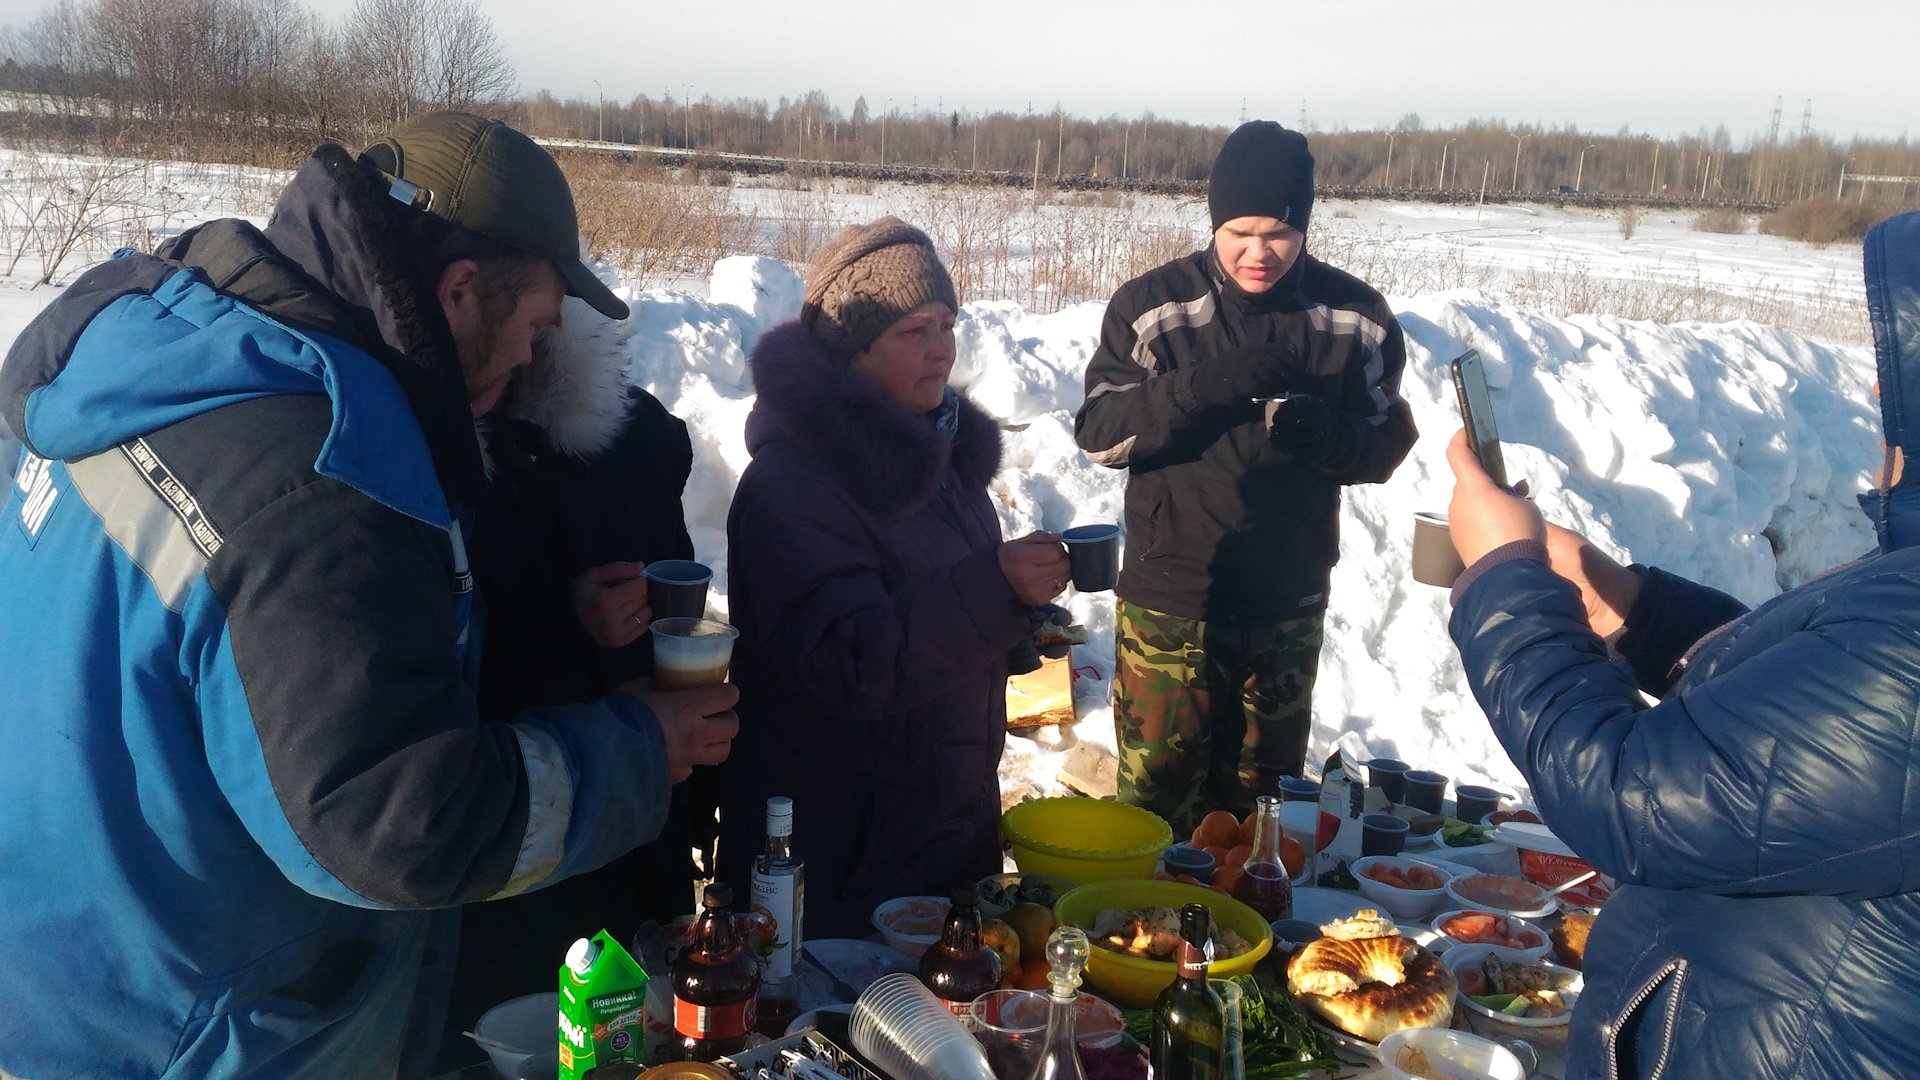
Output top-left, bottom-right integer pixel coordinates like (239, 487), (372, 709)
(0, 0), (515, 162)
(527, 91), (1919, 210)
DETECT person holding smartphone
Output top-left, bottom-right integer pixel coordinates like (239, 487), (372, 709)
(1074, 121), (1417, 833)
(1443, 212), (1920, 1079)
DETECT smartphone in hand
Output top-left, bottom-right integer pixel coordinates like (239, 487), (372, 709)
(1451, 349), (1510, 490)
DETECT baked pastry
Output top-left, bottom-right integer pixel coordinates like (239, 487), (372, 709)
(1288, 910), (1456, 1042)
(1551, 913), (1595, 971)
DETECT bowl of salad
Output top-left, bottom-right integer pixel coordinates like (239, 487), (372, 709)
(976, 871), (1077, 918)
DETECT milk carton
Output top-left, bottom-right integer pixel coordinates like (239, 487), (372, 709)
(559, 930), (648, 1079)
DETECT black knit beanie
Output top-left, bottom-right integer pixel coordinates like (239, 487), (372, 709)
(1208, 121), (1315, 232)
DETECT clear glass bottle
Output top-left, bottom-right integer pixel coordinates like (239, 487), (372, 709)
(750, 795), (804, 1036)
(1023, 926), (1090, 1080)
(1150, 904), (1225, 1080)
(1232, 795), (1293, 920)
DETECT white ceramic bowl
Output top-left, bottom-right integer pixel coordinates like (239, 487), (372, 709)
(1444, 873), (1557, 920)
(1379, 1027), (1528, 1080)
(1445, 943), (1583, 1028)
(1351, 855), (1456, 920)
(1428, 908), (1551, 962)
(470, 992), (557, 1079)
(870, 895), (948, 958)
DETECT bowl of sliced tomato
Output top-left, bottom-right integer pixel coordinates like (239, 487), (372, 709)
(1350, 855), (1456, 920)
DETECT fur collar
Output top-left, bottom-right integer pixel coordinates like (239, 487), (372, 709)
(745, 321), (1002, 520)
(497, 296), (634, 459)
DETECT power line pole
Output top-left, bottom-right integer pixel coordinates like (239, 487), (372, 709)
(1768, 96), (1782, 145)
(682, 84), (691, 150)
(1800, 99), (1813, 139)
(1055, 109), (1064, 179)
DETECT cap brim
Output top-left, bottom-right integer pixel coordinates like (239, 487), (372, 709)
(559, 259), (629, 320)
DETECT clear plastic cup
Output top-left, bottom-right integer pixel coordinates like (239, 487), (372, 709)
(1209, 978), (1246, 1080)
(649, 617), (738, 691)
(969, 989), (1049, 1079)
(850, 973), (995, 1080)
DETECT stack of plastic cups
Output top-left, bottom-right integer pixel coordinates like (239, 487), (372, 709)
(850, 972), (996, 1080)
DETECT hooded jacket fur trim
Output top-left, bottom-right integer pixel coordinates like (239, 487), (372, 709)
(745, 320), (1002, 519)
(493, 296), (634, 461)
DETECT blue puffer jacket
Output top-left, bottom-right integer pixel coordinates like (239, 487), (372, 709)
(0, 146), (673, 1080)
(1451, 211), (1920, 1080)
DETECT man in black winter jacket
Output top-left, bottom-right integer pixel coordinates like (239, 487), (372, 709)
(1075, 122), (1416, 832)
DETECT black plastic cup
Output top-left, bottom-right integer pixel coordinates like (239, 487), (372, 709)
(1278, 776), (1322, 803)
(1404, 770), (1449, 814)
(1367, 758), (1411, 804)
(641, 560), (713, 621)
(1360, 814), (1411, 857)
(1455, 785), (1506, 825)
(1061, 524), (1122, 592)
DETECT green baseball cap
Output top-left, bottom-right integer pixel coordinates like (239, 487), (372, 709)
(361, 111), (628, 320)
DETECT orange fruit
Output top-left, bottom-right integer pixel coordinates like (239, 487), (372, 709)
(1212, 865), (1241, 895)
(1224, 844), (1251, 868)
(1195, 810), (1241, 849)
(1238, 813), (1258, 847)
(1280, 837), (1307, 876)
(1153, 871), (1175, 881)
(1208, 884), (1229, 894)
(1201, 845), (1231, 867)
(1015, 962), (1051, 991)
(1175, 874), (1200, 886)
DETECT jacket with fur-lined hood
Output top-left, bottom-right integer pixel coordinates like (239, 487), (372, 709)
(0, 144), (675, 1080)
(717, 320), (1030, 938)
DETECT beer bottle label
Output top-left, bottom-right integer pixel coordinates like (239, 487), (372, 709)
(750, 871), (802, 981)
(942, 998), (975, 1018)
(674, 994), (756, 1041)
(1176, 940), (1207, 980)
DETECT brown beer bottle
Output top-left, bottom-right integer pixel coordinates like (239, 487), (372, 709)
(672, 883), (761, 1061)
(917, 883), (1001, 1016)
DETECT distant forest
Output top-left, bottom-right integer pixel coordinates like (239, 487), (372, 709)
(0, 0), (1912, 208)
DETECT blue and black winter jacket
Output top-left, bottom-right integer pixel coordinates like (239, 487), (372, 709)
(0, 146), (672, 1080)
(1451, 211), (1920, 1079)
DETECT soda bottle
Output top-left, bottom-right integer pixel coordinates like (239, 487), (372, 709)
(1232, 795), (1293, 920)
(917, 883), (1000, 1015)
(671, 882), (761, 1061)
(750, 796), (804, 1036)
(1149, 904), (1225, 1080)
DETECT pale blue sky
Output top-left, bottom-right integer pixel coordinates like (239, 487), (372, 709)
(8, 0), (1917, 140)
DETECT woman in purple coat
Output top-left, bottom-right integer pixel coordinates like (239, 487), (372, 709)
(717, 218), (1070, 936)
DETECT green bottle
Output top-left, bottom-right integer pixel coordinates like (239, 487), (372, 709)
(559, 929), (648, 1080)
(1149, 904), (1225, 1080)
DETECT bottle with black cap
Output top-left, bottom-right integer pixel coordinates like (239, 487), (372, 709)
(671, 882), (760, 1061)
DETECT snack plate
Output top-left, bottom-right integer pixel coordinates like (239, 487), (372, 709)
(1445, 943), (1584, 1028)
(796, 940), (915, 1013)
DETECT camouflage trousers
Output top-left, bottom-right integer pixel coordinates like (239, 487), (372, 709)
(1113, 600), (1323, 837)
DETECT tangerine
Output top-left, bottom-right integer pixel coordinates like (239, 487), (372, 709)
(1212, 865), (1241, 894)
(1223, 844), (1251, 868)
(1194, 810), (1241, 849)
(1015, 961), (1051, 991)
(1280, 837), (1307, 876)
(1201, 845), (1231, 867)
(1238, 813), (1258, 847)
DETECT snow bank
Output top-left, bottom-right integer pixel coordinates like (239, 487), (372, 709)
(625, 256), (1879, 799)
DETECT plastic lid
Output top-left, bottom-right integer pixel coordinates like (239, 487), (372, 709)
(766, 796), (793, 835)
(950, 883), (980, 908)
(703, 882), (733, 909)
(565, 936), (600, 977)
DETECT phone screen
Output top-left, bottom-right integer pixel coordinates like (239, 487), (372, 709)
(1451, 350), (1509, 489)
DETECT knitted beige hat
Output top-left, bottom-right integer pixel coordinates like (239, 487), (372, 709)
(801, 217), (957, 358)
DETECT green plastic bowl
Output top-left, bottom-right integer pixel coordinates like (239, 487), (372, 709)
(1000, 797), (1173, 886)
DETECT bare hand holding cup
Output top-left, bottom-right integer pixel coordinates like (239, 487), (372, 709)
(619, 677), (741, 783)
(998, 531), (1071, 605)
(572, 561), (652, 648)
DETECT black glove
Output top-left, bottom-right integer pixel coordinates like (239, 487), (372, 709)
(1006, 635), (1043, 676)
(1189, 342), (1295, 409)
(1268, 395), (1355, 469)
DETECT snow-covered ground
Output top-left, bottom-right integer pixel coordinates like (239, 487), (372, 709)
(0, 153), (1886, 806)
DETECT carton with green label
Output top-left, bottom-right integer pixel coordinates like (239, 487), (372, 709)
(559, 930), (648, 1079)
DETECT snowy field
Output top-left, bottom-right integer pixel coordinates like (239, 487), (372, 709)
(0, 154), (1886, 804)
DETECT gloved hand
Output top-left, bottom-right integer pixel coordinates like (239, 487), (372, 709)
(1268, 395), (1354, 469)
(1190, 341), (1296, 409)
(1006, 634), (1044, 676)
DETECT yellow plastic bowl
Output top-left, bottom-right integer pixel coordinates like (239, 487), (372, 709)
(1000, 798), (1173, 885)
(1052, 879), (1274, 1008)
